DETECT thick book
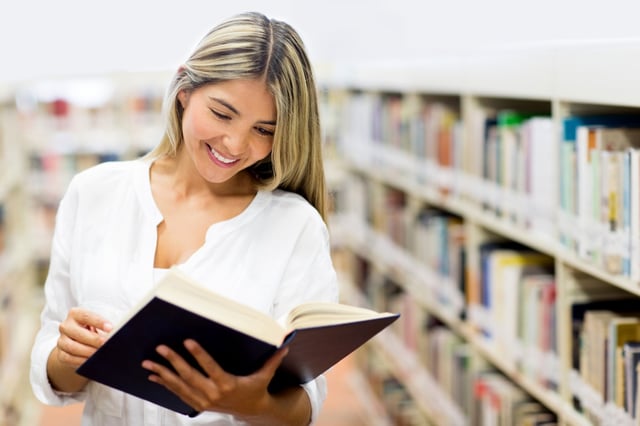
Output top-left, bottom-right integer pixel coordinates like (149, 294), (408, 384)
(77, 267), (400, 416)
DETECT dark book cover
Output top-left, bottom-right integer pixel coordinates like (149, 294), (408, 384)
(76, 297), (399, 416)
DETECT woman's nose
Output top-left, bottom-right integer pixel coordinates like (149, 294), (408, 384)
(223, 129), (250, 155)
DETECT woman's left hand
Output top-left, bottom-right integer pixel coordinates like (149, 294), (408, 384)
(141, 339), (288, 418)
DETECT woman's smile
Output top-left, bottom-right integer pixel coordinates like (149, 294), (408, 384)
(206, 144), (239, 166)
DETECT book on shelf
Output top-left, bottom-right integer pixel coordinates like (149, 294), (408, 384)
(623, 342), (640, 417)
(486, 248), (553, 362)
(579, 309), (640, 409)
(473, 241), (552, 348)
(494, 110), (539, 221)
(606, 316), (640, 405)
(567, 277), (636, 371)
(562, 116), (640, 262)
(517, 273), (557, 388)
(77, 267), (400, 416)
(521, 117), (555, 237)
(630, 149), (640, 281)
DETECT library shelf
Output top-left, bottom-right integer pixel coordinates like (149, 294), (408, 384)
(320, 39), (640, 425)
(0, 72), (169, 425)
(0, 89), (41, 426)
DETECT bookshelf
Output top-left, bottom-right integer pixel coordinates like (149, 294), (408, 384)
(0, 84), (41, 425)
(2, 39), (640, 424)
(320, 40), (640, 425)
(0, 72), (169, 425)
(14, 72), (169, 283)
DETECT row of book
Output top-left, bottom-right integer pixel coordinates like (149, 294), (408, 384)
(29, 151), (123, 203)
(0, 75), (167, 425)
(356, 346), (430, 426)
(560, 118), (640, 282)
(0, 256), (39, 426)
(469, 240), (556, 380)
(331, 173), (640, 422)
(569, 283), (640, 424)
(334, 175), (466, 317)
(16, 80), (165, 157)
(330, 90), (640, 280)
(344, 252), (562, 425)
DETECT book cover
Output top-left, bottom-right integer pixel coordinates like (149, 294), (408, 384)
(522, 117), (555, 238)
(569, 295), (638, 371)
(606, 317), (640, 404)
(623, 342), (640, 416)
(486, 249), (552, 362)
(560, 116), (640, 250)
(77, 268), (400, 416)
(630, 149), (640, 281)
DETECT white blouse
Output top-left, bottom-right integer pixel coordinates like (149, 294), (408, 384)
(30, 158), (339, 425)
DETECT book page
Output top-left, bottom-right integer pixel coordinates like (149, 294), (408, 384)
(154, 268), (287, 345)
(286, 302), (395, 329)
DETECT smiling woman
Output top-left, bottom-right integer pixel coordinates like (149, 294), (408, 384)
(176, 79), (276, 186)
(30, 11), (339, 426)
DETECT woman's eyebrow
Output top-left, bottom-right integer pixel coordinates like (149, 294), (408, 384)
(208, 96), (276, 125)
(209, 96), (239, 115)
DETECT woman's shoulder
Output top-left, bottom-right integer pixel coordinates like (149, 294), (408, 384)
(268, 189), (321, 218)
(69, 158), (146, 191)
(260, 189), (327, 234)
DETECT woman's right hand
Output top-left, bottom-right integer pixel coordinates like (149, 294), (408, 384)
(55, 307), (113, 368)
(47, 307), (113, 392)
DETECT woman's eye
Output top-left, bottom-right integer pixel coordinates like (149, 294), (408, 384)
(256, 127), (275, 137)
(210, 109), (231, 120)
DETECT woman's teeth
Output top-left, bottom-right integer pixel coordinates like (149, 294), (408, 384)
(210, 147), (236, 164)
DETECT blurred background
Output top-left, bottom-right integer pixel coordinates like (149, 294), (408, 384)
(3, 1), (640, 425)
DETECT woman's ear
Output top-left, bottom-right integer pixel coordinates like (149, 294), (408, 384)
(177, 89), (189, 109)
(177, 66), (190, 108)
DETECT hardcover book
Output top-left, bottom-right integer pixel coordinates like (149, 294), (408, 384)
(77, 267), (400, 416)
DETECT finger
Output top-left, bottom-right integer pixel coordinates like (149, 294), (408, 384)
(55, 337), (96, 367)
(255, 347), (289, 381)
(183, 339), (228, 382)
(70, 307), (113, 333)
(157, 344), (204, 382)
(56, 345), (91, 367)
(57, 335), (97, 358)
(142, 348), (210, 410)
(59, 321), (106, 349)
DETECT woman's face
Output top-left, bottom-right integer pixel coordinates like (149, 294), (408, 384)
(177, 78), (276, 186)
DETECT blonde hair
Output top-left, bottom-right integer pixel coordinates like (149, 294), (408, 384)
(146, 12), (328, 221)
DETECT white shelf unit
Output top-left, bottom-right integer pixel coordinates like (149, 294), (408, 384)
(0, 84), (41, 426)
(13, 72), (170, 280)
(0, 71), (171, 424)
(319, 39), (640, 425)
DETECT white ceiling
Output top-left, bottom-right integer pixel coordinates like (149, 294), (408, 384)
(2, 0), (640, 83)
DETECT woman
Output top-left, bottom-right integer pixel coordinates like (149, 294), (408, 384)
(30, 11), (338, 425)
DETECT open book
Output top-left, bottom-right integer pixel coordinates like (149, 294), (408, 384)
(76, 267), (399, 416)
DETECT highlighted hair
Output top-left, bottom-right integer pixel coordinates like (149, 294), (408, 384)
(146, 12), (328, 221)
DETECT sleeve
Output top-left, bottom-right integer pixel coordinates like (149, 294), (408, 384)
(29, 176), (87, 406)
(273, 214), (340, 425)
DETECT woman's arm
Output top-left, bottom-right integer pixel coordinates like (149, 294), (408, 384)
(30, 176), (109, 402)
